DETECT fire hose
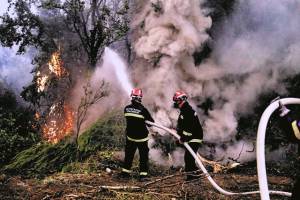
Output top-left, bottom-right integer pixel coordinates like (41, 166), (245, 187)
(145, 120), (291, 197)
(257, 98), (300, 200)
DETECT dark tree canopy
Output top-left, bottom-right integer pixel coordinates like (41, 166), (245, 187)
(0, 0), (44, 53)
(0, 0), (129, 67)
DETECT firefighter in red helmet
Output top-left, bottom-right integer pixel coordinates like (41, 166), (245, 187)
(120, 88), (154, 180)
(172, 90), (203, 180)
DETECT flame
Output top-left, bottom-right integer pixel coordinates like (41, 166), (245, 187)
(48, 51), (67, 77)
(35, 112), (40, 120)
(37, 50), (74, 143)
(42, 103), (74, 144)
(36, 71), (49, 93)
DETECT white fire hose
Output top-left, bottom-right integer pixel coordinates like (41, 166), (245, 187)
(146, 120), (291, 197)
(257, 98), (300, 200)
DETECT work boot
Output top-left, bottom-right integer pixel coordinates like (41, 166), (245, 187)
(185, 171), (200, 181)
(139, 175), (150, 182)
(139, 172), (150, 182)
(186, 174), (199, 181)
(118, 172), (131, 179)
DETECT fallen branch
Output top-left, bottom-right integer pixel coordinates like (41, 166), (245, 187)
(65, 193), (92, 198)
(144, 174), (178, 187)
(99, 185), (142, 191)
(197, 153), (240, 173)
(228, 143), (245, 162)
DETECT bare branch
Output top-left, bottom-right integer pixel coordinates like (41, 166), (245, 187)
(75, 80), (109, 146)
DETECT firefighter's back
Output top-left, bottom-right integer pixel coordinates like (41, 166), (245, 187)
(124, 102), (149, 140)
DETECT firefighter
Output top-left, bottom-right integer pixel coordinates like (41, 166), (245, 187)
(278, 101), (300, 154)
(277, 101), (300, 200)
(172, 90), (203, 180)
(120, 88), (154, 180)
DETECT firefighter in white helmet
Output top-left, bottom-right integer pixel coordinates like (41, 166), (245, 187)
(172, 90), (203, 180)
(120, 88), (154, 181)
(278, 101), (300, 151)
(277, 100), (300, 200)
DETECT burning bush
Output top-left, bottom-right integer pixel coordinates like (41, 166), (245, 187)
(1, 110), (125, 177)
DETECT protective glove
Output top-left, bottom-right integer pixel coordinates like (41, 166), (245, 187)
(279, 104), (290, 117)
(179, 136), (189, 143)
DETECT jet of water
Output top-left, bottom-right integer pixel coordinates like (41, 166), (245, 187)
(104, 47), (133, 96)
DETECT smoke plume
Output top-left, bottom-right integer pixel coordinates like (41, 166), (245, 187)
(0, 47), (34, 93)
(129, 0), (300, 162)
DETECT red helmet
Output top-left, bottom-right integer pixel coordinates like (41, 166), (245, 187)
(173, 90), (188, 102)
(131, 88), (143, 98)
(131, 88), (143, 102)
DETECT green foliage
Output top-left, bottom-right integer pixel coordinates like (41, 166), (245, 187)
(0, 0), (129, 67)
(3, 140), (77, 177)
(0, 0), (44, 53)
(2, 110), (125, 177)
(62, 151), (118, 173)
(0, 89), (40, 167)
(78, 110), (125, 158)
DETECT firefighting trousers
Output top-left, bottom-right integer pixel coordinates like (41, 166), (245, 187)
(292, 178), (300, 200)
(123, 138), (149, 174)
(298, 142), (300, 156)
(184, 142), (201, 172)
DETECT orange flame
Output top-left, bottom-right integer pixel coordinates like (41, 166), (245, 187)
(39, 50), (73, 144)
(42, 103), (74, 144)
(48, 51), (68, 77)
(36, 71), (49, 93)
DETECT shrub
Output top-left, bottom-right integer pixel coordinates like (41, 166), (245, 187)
(0, 89), (40, 167)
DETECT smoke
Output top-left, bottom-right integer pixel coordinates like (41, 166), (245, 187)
(202, 0), (300, 142)
(70, 47), (133, 131)
(0, 46), (34, 93)
(129, 0), (300, 163)
(132, 0), (212, 128)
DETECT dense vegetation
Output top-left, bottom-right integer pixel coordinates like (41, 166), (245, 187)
(0, 88), (40, 167)
(1, 110), (125, 177)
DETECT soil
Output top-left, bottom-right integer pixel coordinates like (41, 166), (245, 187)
(0, 167), (293, 200)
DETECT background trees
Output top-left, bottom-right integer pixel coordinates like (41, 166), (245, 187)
(0, 87), (40, 167)
(0, 0), (129, 67)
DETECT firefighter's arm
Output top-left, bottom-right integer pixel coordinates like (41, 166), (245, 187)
(179, 111), (196, 143)
(176, 118), (185, 143)
(143, 107), (154, 126)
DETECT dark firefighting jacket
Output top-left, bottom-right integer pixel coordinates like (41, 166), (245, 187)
(124, 101), (154, 142)
(177, 102), (203, 143)
(282, 111), (300, 141)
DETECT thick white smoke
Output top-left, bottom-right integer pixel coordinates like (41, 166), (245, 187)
(130, 0), (300, 163)
(132, 0), (212, 127)
(0, 46), (34, 93)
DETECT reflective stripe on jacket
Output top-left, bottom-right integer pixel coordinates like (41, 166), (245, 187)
(292, 120), (300, 140)
(177, 102), (203, 143)
(124, 101), (154, 141)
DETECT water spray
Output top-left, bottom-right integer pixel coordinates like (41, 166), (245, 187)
(104, 47), (133, 96)
(146, 120), (291, 197)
